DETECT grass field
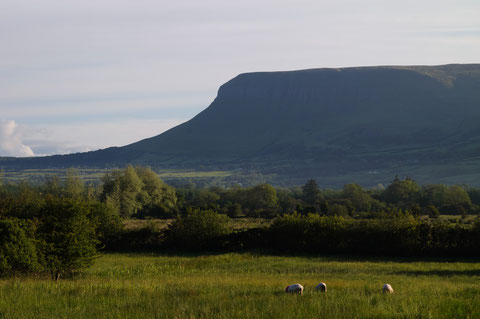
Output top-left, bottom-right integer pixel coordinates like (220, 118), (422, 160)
(123, 218), (272, 231)
(0, 168), (234, 185)
(1, 253), (479, 318)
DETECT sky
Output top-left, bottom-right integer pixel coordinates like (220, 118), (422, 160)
(1, 0), (479, 157)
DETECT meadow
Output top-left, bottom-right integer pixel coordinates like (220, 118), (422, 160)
(1, 253), (479, 319)
(0, 168), (233, 185)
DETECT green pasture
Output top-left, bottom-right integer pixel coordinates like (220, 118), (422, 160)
(123, 218), (272, 231)
(0, 169), (233, 185)
(0, 169), (108, 184)
(1, 253), (479, 318)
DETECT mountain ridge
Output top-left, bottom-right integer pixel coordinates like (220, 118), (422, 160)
(3, 63), (480, 186)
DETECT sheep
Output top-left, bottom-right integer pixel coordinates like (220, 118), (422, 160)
(285, 284), (304, 295)
(382, 283), (394, 293)
(315, 282), (327, 292)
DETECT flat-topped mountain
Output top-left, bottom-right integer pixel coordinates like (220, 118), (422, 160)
(3, 64), (480, 186)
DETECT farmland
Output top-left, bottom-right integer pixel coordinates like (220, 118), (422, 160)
(1, 253), (479, 318)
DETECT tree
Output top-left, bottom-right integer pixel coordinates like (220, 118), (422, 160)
(0, 218), (41, 275)
(63, 168), (85, 199)
(277, 189), (298, 214)
(425, 205), (440, 218)
(38, 196), (100, 280)
(244, 184), (279, 217)
(302, 179), (323, 213)
(422, 184), (472, 214)
(166, 209), (231, 250)
(442, 185), (472, 214)
(101, 166), (177, 218)
(342, 184), (374, 212)
(383, 177), (420, 209)
(43, 175), (62, 197)
(188, 189), (220, 210)
(134, 166), (177, 217)
(466, 187), (480, 206)
(101, 166), (144, 218)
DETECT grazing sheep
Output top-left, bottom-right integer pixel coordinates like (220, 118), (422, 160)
(285, 284), (304, 295)
(382, 284), (394, 293)
(315, 282), (327, 292)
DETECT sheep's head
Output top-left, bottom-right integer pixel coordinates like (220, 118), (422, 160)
(285, 286), (289, 292)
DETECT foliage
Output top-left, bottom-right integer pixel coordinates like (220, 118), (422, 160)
(243, 184), (279, 217)
(266, 212), (480, 257)
(38, 196), (100, 279)
(63, 168), (85, 198)
(302, 179), (323, 213)
(166, 209), (231, 250)
(101, 166), (144, 218)
(341, 183), (379, 213)
(383, 176), (420, 209)
(0, 218), (41, 275)
(135, 166), (177, 217)
(101, 166), (177, 218)
(89, 201), (123, 246)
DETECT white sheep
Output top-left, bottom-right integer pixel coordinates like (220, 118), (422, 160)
(382, 283), (394, 293)
(315, 282), (327, 292)
(285, 284), (304, 295)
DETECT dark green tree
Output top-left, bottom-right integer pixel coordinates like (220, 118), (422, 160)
(302, 179), (323, 213)
(0, 218), (41, 275)
(342, 184), (374, 212)
(63, 168), (85, 199)
(166, 209), (231, 250)
(38, 196), (99, 280)
(383, 177), (420, 209)
(244, 184), (279, 217)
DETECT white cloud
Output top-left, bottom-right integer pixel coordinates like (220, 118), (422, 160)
(22, 118), (183, 156)
(0, 0), (479, 156)
(0, 120), (34, 157)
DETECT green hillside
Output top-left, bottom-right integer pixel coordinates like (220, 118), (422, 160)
(3, 64), (480, 186)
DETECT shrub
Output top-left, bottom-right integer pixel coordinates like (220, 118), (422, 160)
(166, 209), (231, 250)
(38, 196), (100, 280)
(90, 201), (123, 247)
(0, 218), (41, 275)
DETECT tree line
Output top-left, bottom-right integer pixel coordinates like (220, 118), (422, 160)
(1, 166), (480, 278)
(175, 176), (479, 219)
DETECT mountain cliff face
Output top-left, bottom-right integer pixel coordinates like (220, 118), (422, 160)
(3, 64), (480, 186)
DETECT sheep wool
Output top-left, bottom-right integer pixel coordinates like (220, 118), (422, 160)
(382, 284), (394, 293)
(285, 284), (304, 295)
(315, 282), (327, 292)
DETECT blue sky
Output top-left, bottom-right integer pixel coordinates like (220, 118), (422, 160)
(1, 0), (479, 156)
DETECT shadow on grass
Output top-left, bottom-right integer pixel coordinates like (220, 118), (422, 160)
(103, 249), (480, 264)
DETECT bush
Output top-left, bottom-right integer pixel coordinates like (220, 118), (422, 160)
(0, 218), (41, 275)
(265, 212), (480, 256)
(90, 201), (123, 247)
(268, 213), (348, 253)
(38, 196), (100, 279)
(166, 209), (231, 250)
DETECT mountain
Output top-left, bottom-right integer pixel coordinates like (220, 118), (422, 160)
(3, 64), (480, 186)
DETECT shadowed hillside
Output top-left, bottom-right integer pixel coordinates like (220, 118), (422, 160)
(3, 64), (480, 186)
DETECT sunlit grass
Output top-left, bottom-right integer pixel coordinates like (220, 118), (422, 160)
(1, 253), (479, 318)
(122, 218), (271, 231)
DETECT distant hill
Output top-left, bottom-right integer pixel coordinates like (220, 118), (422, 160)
(3, 64), (480, 186)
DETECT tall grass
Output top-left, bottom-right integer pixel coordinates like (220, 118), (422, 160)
(1, 253), (479, 318)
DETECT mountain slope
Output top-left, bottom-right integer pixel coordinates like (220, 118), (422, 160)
(3, 64), (480, 186)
